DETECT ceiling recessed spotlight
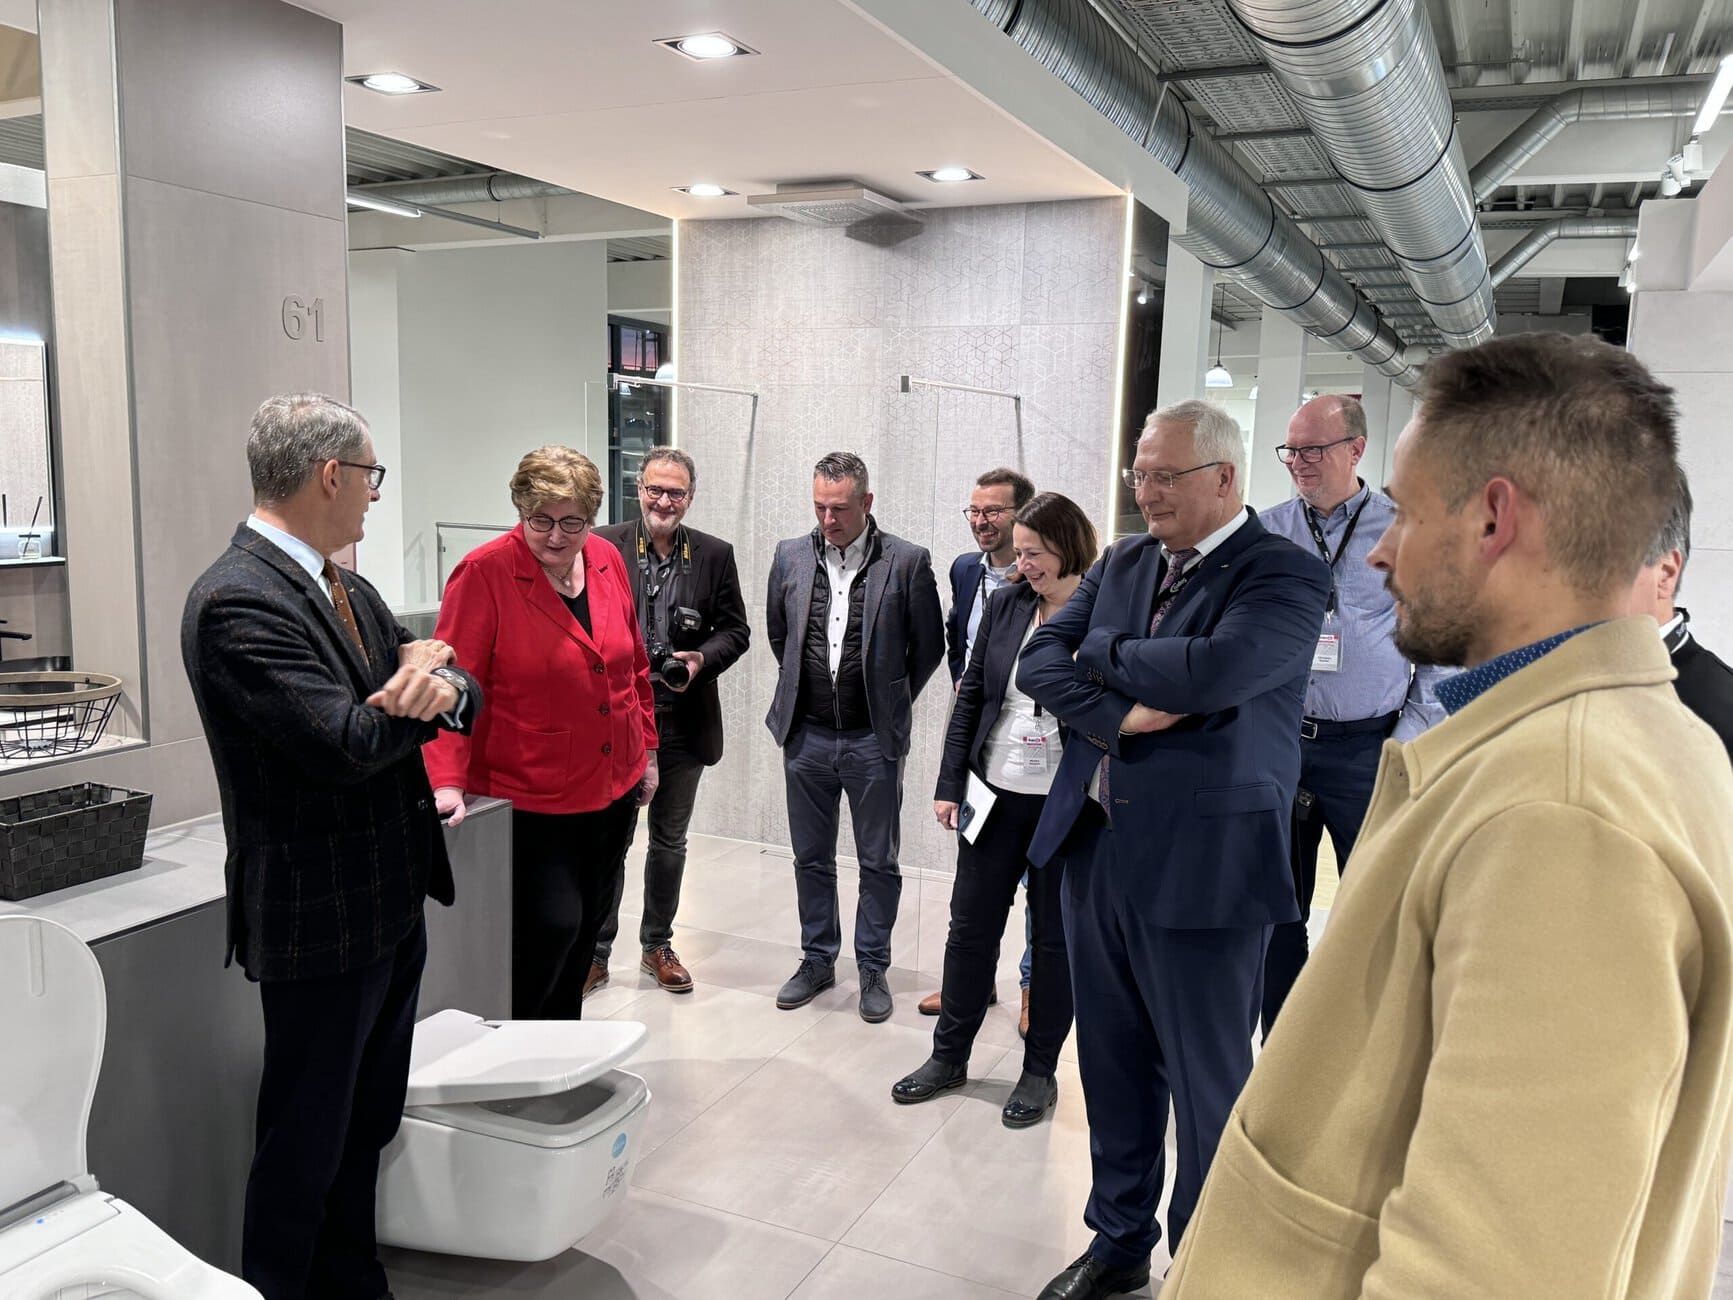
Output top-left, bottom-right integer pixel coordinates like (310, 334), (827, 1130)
(658, 32), (758, 61)
(347, 72), (440, 95)
(676, 183), (737, 198)
(918, 166), (984, 183)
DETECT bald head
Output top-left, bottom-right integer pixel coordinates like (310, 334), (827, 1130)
(1282, 394), (1366, 512)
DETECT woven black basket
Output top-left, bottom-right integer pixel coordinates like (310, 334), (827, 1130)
(0, 783), (152, 901)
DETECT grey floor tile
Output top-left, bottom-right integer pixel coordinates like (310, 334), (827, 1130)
(787, 1244), (1023, 1299)
(633, 1009), (974, 1241)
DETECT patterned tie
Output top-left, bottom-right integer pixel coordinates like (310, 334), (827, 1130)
(1098, 548), (1198, 815)
(323, 559), (370, 663)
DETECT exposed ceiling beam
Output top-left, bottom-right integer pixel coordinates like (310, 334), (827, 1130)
(1159, 62), (1267, 85)
(1627, 181), (1644, 205)
(1448, 71), (1713, 107)
(1213, 125), (1314, 144)
(1590, 182), (1604, 207)
(1565, 1), (1584, 79)
(1684, 0), (1717, 72)
(1621, 0), (1651, 78)
(1445, 0), (1478, 78)
(1538, 278), (1567, 314)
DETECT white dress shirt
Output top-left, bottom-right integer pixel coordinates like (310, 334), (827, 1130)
(822, 529), (870, 675)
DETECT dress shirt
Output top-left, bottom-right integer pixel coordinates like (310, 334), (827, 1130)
(1660, 611), (1686, 642)
(246, 514), (465, 726)
(1435, 623), (1598, 714)
(1261, 485), (1449, 742)
(822, 528), (870, 675)
(966, 557), (1019, 664)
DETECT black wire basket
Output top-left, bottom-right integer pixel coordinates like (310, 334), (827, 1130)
(0, 783), (152, 901)
(0, 671), (124, 760)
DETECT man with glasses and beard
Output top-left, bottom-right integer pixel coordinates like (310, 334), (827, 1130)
(587, 448), (751, 996)
(1165, 335), (1733, 1300)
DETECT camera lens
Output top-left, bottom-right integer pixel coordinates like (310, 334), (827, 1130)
(661, 656), (691, 689)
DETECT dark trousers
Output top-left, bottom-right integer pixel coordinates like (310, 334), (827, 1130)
(513, 791), (638, 1018)
(1064, 812), (1268, 1269)
(1259, 726), (1386, 1038)
(933, 787), (1072, 1078)
(783, 723), (904, 969)
(243, 918), (427, 1300)
(595, 739), (707, 960)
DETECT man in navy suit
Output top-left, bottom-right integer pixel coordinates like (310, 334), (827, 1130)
(1020, 400), (1330, 1300)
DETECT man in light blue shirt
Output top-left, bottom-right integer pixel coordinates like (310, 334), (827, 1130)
(1258, 394), (1452, 1037)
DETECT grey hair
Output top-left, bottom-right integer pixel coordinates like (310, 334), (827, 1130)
(1644, 465), (1693, 576)
(1330, 394), (1368, 443)
(1144, 399), (1247, 482)
(641, 445), (698, 491)
(814, 451), (870, 499)
(247, 393), (369, 506)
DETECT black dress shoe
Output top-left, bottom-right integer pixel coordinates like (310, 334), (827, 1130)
(890, 1055), (967, 1104)
(1001, 1069), (1057, 1128)
(1037, 1251), (1151, 1299)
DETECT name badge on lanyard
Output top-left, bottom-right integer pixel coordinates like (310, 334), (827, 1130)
(1313, 609), (1342, 672)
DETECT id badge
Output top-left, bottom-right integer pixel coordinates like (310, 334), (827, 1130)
(1021, 734), (1050, 775)
(1313, 611), (1342, 673)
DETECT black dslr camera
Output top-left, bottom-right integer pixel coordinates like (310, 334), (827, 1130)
(651, 606), (704, 688)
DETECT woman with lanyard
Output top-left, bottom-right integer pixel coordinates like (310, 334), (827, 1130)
(890, 491), (1098, 1127)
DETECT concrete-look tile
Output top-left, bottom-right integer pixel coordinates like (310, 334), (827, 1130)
(634, 1010), (971, 1241)
(610, 981), (829, 1155)
(384, 1187), (830, 1300)
(844, 1053), (1173, 1294)
(788, 1244), (1022, 1299)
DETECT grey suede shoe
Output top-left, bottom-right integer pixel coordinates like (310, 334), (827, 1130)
(775, 957), (836, 1009)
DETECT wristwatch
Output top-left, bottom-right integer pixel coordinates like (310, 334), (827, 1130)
(430, 667), (466, 711)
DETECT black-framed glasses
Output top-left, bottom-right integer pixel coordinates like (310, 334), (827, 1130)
(962, 505), (1012, 523)
(1275, 436), (1358, 465)
(523, 512), (592, 535)
(639, 482), (690, 504)
(1122, 462), (1223, 491)
(322, 460), (387, 489)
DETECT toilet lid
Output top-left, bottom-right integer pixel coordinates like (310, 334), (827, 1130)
(402, 1009), (648, 1106)
(0, 916), (106, 1209)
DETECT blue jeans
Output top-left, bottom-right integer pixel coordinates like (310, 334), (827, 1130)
(783, 724), (905, 969)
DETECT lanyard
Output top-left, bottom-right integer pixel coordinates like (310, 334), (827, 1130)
(637, 523), (690, 599)
(1304, 493), (1369, 615)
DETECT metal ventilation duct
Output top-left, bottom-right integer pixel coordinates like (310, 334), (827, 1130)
(1470, 85), (1715, 204)
(969, 0), (1416, 385)
(347, 171), (572, 205)
(1225, 0), (1493, 350)
(1488, 215), (1639, 288)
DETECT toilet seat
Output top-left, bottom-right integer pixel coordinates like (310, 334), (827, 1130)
(401, 1008), (648, 1106)
(0, 916), (259, 1299)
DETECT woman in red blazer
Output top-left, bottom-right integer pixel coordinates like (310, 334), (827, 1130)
(426, 445), (657, 1018)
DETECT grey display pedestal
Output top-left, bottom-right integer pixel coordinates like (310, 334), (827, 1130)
(1, 798), (512, 1273)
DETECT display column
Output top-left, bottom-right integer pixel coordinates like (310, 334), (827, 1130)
(1247, 306), (1308, 509)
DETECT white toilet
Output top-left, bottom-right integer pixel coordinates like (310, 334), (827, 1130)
(0, 914), (261, 1300)
(374, 1007), (652, 1262)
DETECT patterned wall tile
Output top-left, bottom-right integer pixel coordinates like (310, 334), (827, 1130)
(678, 199), (1122, 891)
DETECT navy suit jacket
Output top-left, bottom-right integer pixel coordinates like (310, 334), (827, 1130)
(1017, 511), (1330, 928)
(946, 550), (987, 684)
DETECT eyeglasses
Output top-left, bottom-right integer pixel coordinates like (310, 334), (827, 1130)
(323, 460), (387, 489)
(1122, 462), (1223, 491)
(961, 505), (1012, 523)
(639, 482), (691, 504)
(1275, 436), (1358, 465)
(523, 512), (592, 535)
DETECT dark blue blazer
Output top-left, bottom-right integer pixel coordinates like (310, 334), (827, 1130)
(935, 580), (1042, 804)
(1017, 512), (1330, 928)
(946, 550), (987, 684)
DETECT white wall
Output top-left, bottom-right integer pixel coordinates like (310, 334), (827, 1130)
(350, 239), (611, 606)
(608, 259), (671, 324)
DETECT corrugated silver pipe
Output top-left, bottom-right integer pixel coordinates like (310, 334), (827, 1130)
(970, 0), (1417, 384)
(347, 172), (572, 205)
(1226, 0), (1494, 349)
(1470, 84), (1715, 204)
(1488, 215), (1638, 287)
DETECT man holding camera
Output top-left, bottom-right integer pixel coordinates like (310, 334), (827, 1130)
(590, 447), (751, 994)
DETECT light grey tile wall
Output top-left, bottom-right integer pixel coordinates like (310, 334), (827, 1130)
(678, 198), (1124, 885)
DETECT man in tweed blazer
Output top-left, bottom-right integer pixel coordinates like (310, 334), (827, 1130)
(182, 394), (479, 1300)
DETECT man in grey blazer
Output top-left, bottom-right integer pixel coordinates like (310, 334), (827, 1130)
(766, 452), (946, 1021)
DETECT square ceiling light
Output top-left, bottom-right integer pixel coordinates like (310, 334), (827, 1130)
(656, 32), (758, 61)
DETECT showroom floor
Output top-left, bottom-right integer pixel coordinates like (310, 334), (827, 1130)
(380, 831), (1733, 1300)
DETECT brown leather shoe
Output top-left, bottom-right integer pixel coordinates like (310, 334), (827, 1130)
(918, 988), (997, 1016)
(583, 960), (609, 998)
(641, 946), (694, 993)
(1019, 987), (1030, 1040)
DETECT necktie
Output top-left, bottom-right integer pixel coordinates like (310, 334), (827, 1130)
(323, 559), (370, 663)
(1098, 548), (1199, 815)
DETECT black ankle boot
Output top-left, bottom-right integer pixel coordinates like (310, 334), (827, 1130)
(890, 1056), (967, 1104)
(1001, 1069), (1058, 1128)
